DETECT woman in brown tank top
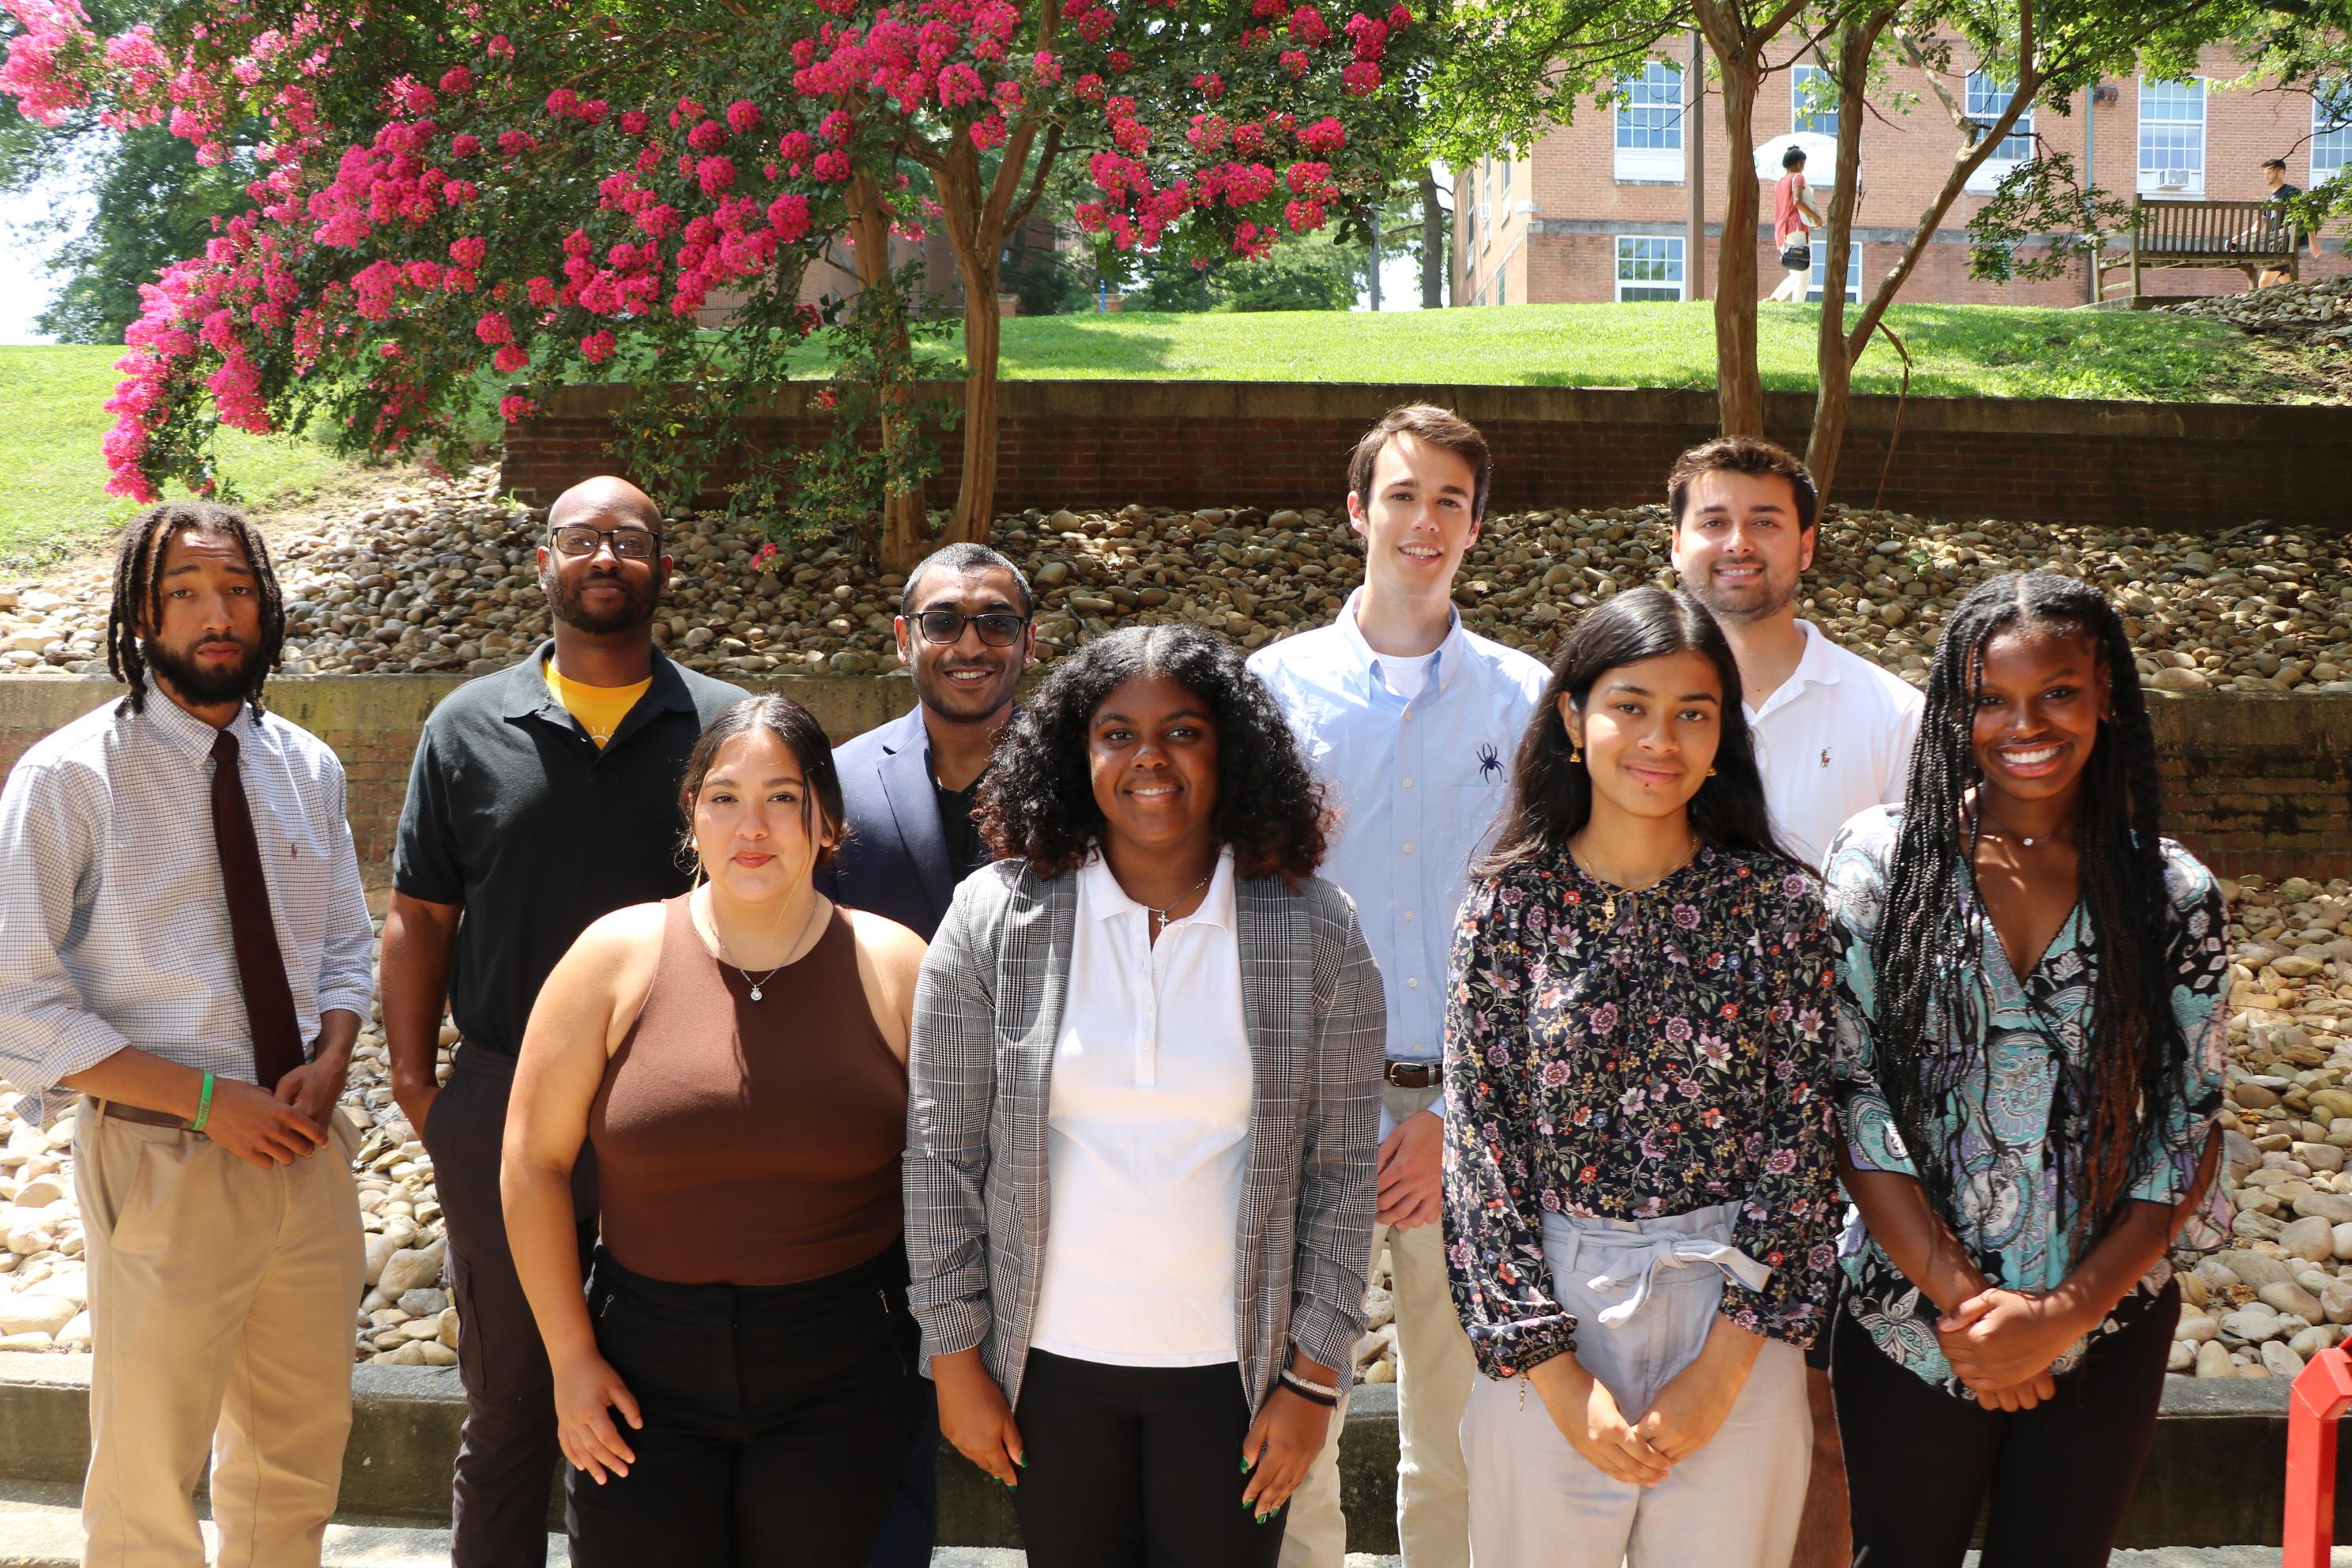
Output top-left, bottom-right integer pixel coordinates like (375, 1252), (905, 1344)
(503, 694), (930, 1568)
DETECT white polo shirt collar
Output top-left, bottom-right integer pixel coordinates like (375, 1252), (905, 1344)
(1333, 587), (1468, 704)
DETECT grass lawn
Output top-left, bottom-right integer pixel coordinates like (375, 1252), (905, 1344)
(0, 345), (387, 568)
(0, 299), (2294, 567)
(975, 300), (2289, 402)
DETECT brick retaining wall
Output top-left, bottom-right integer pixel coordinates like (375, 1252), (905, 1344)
(499, 382), (2352, 533)
(0, 675), (2345, 883)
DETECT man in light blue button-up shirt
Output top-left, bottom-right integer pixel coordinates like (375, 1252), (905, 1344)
(1249, 405), (1547, 1568)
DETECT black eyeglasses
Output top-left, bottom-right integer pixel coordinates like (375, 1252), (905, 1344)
(912, 609), (1031, 646)
(550, 525), (660, 560)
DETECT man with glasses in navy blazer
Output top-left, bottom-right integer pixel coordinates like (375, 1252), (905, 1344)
(821, 542), (1035, 940)
(817, 541), (1034, 1566)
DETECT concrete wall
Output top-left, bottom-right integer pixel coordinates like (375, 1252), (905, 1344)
(1458, 43), (2350, 308)
(1, 674), (2347, 882)
(499, 380), (2352, 533)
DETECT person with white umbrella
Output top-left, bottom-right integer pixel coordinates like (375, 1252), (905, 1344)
(1766, 145), (1826, 303)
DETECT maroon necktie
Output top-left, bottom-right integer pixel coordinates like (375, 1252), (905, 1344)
(211, 727), (307, 1090)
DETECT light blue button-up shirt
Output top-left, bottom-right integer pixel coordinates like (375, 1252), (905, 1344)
(1250, 591), (1550, 1063)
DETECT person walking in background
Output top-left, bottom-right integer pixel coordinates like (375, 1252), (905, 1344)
(381, 476), (744, 1566)
(2251, 156), (2325, 288)
(0, 502), (373, 1566)
(503, 694), (929, 1567)
(1444, 586), (1840, 1568)
(1827, 573), (2228, 1567)
(1661, 434), (1920, 1568)
(906, 624), (1385, 1568)
(1250, 404), (1547, 1568)
(1767, 147), (1824, 303)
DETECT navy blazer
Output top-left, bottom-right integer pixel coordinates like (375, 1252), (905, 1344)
(818, 703), (974, 940)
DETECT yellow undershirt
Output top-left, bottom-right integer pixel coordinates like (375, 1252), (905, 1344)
(544, 657), (651, 748)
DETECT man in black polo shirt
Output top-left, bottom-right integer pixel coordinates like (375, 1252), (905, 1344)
(383, 476), (744, 1567)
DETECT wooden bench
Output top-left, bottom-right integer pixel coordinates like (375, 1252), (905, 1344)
(2096, 196), (2301, 302)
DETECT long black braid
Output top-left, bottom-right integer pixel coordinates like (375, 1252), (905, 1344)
(106, 501), (286, 714)
(1873, 571), (2184, 1256)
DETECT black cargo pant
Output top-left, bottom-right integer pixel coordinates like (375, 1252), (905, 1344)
(418, 1045), (597, 1568)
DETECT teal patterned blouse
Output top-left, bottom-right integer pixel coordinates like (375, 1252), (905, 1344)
(1823, 805), (2230, 1396)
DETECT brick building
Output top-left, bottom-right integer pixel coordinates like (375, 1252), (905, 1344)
(1456, 43), (2350, 307)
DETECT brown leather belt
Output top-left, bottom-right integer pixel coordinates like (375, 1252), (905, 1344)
(96, 1099), (191, 1130)
(1382, 1060), (1442, 1090)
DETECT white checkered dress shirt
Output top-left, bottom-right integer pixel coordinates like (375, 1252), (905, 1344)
(0, 680), (375, 1125)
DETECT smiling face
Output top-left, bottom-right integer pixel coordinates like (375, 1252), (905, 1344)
(1969, 620), (2109, 816)
(1086, 672), (1221, 864)
(897, 564), (1034, 726)
(138, 525), (270, 707)
(690, 726), (836, 904)
(1670, 468), (1815, 625)
(1563, 648), (1724, 824)
(1348, 432), (1482, 601)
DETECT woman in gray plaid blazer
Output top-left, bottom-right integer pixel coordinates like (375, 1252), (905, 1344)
(903, 625), (1387, 1567)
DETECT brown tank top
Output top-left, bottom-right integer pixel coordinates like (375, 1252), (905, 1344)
(589, 894), (906, 1285)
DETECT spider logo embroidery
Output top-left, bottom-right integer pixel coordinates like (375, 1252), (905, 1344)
(1476, 742), (1506, 782)
(1819, 748), (1832, 769)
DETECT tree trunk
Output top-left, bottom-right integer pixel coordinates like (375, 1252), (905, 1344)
(1699, 6), (1763, 436)
(1420, 166), (1446, 307)
(948, 254), (1004, 549)
(1804, 9), (1889, 498)
(848, 175), (931, 572)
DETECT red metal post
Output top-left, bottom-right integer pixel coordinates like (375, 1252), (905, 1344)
(2287, 1344), (2352, 1568)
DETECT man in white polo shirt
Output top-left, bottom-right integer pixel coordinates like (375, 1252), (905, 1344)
(1249, 404), (1548, 1568)
(1664, 434), (1921, 1568)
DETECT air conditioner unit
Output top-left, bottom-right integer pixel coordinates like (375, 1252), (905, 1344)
(2155, 168), (2198, 190)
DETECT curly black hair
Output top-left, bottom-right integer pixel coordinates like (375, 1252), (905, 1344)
(1875, 571), (2185, 1255)
(975, 624), (1331, 885)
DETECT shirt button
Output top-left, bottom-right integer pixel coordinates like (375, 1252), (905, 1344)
(1407, 978), (1419, 989)
(1402, 843), (1415, 854)
(1403, 910), (1415, 922)
(1401, 777), (1414, 788)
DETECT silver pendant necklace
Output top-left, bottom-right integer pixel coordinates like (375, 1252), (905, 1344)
(704, 889), (824, 1001)
(1144, 867), (1216, 939)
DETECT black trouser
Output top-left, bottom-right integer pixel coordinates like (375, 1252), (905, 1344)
(1832, 1280), (2178, 1568)
(420, 1046), (597, 1567)
(1009, 1348), (1286, 1568)
(567, 1243), (925, 1568)
(862, 1384), (940, 1568)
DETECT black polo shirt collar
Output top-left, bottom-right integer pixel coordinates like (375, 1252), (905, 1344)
(500, 639), (699, 754)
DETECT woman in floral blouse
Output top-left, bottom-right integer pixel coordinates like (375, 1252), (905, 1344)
(1826, 573), (2227, 1568)
(1441, 586), (1841, 1567)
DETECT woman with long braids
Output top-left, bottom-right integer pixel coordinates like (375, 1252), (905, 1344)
(1826, 571), (2229, 1566)
(1442, 586), (1841, 1566)
(903, 624), (1384, 1567)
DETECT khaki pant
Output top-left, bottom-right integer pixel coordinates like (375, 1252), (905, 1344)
(75, 1101), (366, 1568)
(1460, 1206), (1809, 1568)
(1280, 1084), (1474, 1568)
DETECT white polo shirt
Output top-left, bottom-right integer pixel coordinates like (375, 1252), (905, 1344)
(1746, 619), (1925, 871)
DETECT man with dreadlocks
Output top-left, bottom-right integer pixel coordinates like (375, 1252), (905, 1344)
(1822, 572), (2229, 1567)
(0, 501), (374, 1566)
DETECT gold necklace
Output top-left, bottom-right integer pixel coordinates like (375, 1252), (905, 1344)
(1569, 835), (1702, 923)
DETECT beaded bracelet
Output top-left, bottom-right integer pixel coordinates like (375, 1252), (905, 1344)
(189, 1072), (215, 1135)
(1280, 1369), (1340, 1408)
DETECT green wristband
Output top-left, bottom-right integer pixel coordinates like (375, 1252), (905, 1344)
(189, 1072), (215, 1134)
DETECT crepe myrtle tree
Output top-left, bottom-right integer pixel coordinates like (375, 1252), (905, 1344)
(2, 0), (1427, 567)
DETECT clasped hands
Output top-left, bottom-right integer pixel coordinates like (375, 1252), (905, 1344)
(1936, 1285), (2086, 1412)
(1528, 1343), (1748, 1491)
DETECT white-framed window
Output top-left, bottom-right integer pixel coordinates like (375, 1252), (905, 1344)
(2316, 81), (2351, 183)
(1615, 62), (1685, 183)
(2139, 77), (2206, 195)
(1615, 236), (1685, 301)
(1964, 70), (2034, 193)
(1808, 243), (1862, 303)
(1793, 63), (1838, 137)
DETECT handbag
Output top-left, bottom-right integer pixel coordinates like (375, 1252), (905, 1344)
(1779, 240), (1812, 272)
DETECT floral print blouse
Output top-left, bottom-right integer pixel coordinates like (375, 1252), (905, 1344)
(1826, 805), (2230, 1396)
(1441, 844), (1843, 1380)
